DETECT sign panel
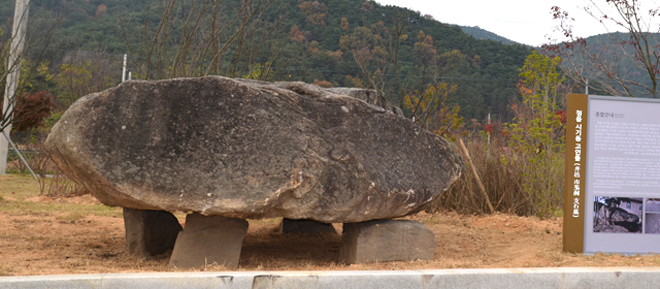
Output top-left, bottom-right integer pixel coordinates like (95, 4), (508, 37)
(564, 94), (660, 254)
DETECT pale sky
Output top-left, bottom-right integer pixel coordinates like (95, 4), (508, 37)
(375, 0), (657, 46)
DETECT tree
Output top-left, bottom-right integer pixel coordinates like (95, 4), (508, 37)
(338, 13), (411, 106)
(506, 51), (565, 218)
(290, 25), (305, 43)
(406, 31), (463, 125)
(298, 1), (328, 27)
(1, 5), (62, 133)
(1, 60), (58, 131)
(338, 24), (383, 90)
(403, 82), (461, 137)
(413, 30), (437, 92)
(547, 0), (660, 98)
(360, 1), (374, 13)
(117, 0), (282, 80)
(95, 4), (107, 18)
(55, 59), (115, 107)
(340, 17), (349, 31)
(10, 90), (56, 132)
(518, 50), (564, 108)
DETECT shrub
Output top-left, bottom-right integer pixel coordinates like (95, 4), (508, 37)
(6, 91), (57, 132)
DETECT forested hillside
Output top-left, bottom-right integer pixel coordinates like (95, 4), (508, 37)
(552, 32), (660, 97)
(0, 0), (534, 123)
(459, 26), (520, 45)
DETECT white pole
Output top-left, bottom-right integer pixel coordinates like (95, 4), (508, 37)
(487, 113), (491, 144)
(128, 71), (132, 81)
(122, 54), (127, 82)
(585, 79), (589, 95)
(2, 131), (37, 180)
(1, 0), (31, 175)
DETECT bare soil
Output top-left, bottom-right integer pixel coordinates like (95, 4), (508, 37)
(2, 175), (660, 276)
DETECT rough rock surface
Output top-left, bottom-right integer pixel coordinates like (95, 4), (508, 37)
(169, 214), (248, 268)
(45, 76), (463, 223)
(339, 219), (436, 264)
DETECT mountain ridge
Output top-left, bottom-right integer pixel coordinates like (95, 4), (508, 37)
(458, 25), (523, 46)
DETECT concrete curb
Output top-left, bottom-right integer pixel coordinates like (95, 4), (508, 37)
(1, 267), (659, 289)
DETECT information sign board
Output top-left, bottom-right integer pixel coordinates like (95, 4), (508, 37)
(564, 94), (660, 254)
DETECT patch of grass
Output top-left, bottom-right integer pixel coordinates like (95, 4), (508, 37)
(0, 200), (122, 218)
(25, 236), (46, 242)
(56, 212), (90, 224)
(249, 218), (281, 226)
(0, 173), (40, 201)
(0, 173), (122, 219)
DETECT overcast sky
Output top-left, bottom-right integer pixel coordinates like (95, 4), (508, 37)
(374, 0), (658, 46)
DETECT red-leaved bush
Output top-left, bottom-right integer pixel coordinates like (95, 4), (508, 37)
(1, 91), (57, 131)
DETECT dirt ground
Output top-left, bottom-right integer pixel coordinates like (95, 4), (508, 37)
(2, 175), (660, 276)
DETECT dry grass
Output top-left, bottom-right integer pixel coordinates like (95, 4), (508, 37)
(428, 134), (563, 218)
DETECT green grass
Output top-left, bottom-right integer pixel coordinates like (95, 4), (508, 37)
(0, 173), (122, 218)
(0, 173), (40, 201)
(0, 200), (122, 217)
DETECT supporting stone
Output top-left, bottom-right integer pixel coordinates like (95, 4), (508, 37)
(339, 219), (435, 264)
(169, 213), (248, 268)
(123, 208), (182, 258)
(279, 218), (338, 235)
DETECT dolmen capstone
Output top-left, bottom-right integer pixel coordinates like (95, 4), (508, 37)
(45, 76), (464, 267)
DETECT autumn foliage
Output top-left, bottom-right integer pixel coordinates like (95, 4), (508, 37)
(95, 4), (107, 18)
(1, 91), (57, 132)
(290, 25), (305, 43)
(313, 79), (333, 88)
(298, 1), (329, 27)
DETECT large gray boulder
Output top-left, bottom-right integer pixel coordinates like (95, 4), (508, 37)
(45, 76), (463, 223)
